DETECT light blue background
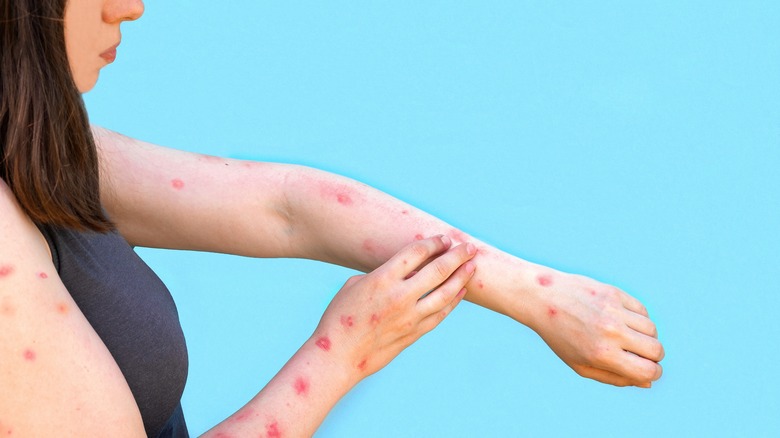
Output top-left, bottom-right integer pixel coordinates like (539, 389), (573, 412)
(85, 1), (779, 436)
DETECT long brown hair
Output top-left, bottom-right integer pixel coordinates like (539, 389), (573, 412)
(1, 0), (113, 232)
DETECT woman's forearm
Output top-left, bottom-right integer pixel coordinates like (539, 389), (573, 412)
(279, 166), (664, 388)
(201, 337), (357, 438)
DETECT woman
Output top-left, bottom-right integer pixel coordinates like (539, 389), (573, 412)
(0, 0), (664, 436)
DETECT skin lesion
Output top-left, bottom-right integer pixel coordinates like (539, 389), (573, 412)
(22, 349), (36, 362)
(170, 178), (185, 190)
(340, 315), (354, 328)
(314, 336), (331, 352)
(0, 264), (14, 278)
(266, 421), (282, 438)
(293, 377), (309, 396)
(537, 274), (554, 287)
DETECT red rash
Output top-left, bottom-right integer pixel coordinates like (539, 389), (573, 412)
(266, 422), (281, 438)
(56, 303), (69, 315)
(23, 349), (36, 362)
(547, 307), (558, 318)
(477, 280), (484, 289)
(0, 265), (14, 278)
(357, 359), (367, 371)
(588, 288), (597, 296)
(340, 315), (354, 328)
(401, 210), (410, 215)
(171, 178), (185, 190)
(537, 275), (553, 287)
(37, 272), (48, 279)
(370, 314), (381, 324)
(336, 193), (353, 205)
(315, 336), (331, 351)
(293, 377), (309, 396)
(414, 234), (424, 241)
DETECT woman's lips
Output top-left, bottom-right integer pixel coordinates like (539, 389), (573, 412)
(100, 44), (119, 63)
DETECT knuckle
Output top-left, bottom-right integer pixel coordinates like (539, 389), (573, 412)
(596, 318), (621, 337)
(410, 241), (430, 259)
(432, 261), (450, 280)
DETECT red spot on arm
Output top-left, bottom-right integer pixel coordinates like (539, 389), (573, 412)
(414, 234), (424, 241)
(315, 336), (331, 351)
(171, 178), (185, 190)
(370, 314), (381, 324)
(537, 275), (554, 287)
(336, 193), (353, 205)
(266, 421), (282, 438)
(23, 349), (36, 362)
(547, 307), (558, 318)
(340, 315), (354, 328)
(319, 182), (355, 206)
(56, 303), (69, 315)
(357, 358), (367, 371)
(401, 209), (410, 215)
(477, 280), (484, 289)
(293, 376), (309, 396)
(0, 265), (14, 278)
(37, 272), (48, 279)
(587, 288), (597, 296)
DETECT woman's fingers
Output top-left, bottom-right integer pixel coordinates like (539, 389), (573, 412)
(600, 347), (664, 384)
(417, 287), (468, 334)
(382, 235), (453, 279)
(573, 365), (643, 387)
(624, 309), (659, 339)
(416, 261), (476, 317)
(620, 290), (649, 317)
(406, 241), (477, 295)
(623, 325), (666, 362)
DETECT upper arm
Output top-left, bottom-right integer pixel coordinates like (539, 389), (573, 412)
(0, 182), (145, 436)
(93, 126), (295, 256)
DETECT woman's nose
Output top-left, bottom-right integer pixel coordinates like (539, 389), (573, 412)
(103, 0), (145, 24)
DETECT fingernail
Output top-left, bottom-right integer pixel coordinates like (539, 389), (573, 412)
(440, 235), (451, 246)
(465, 262), (476, 275)
(466, 243), (476, 256)
(458, 287), (468, 297)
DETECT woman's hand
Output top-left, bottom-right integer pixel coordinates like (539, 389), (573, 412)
(523, 270), (664, 387)
(202, 235), (476, 437)
(312, 234), (477, 378)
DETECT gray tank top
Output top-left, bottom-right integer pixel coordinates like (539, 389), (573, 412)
(38, 224), (189, 437)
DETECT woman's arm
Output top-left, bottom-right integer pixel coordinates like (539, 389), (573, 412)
(0, 182), (146, 436)
(95, 127), (664, 388)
